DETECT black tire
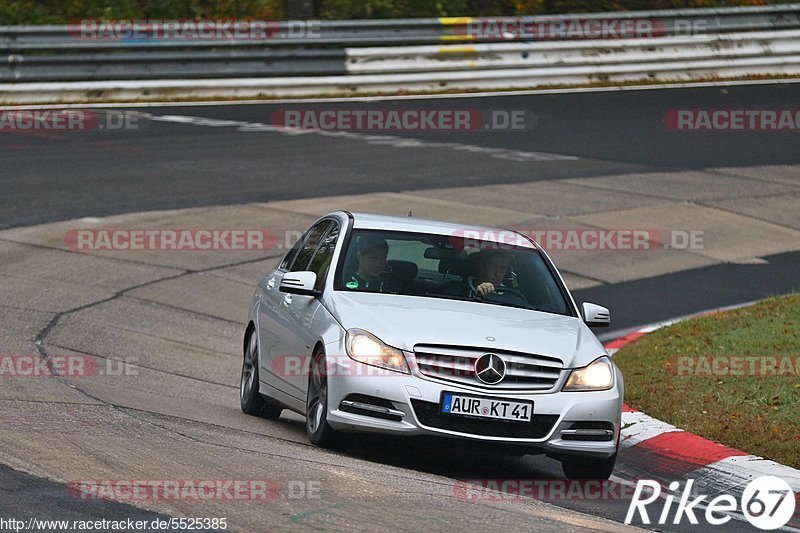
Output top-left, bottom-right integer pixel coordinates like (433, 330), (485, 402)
(306, 351), (350, 451)
(240, 327), (283, 420)
(561, 453), (617, 480)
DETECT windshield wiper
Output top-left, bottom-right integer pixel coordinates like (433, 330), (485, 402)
(424, 292), (536, 311)
(477, 299), (536, 311)
(424, 292), (476, 302)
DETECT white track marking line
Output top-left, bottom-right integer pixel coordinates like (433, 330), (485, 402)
(143, 112), (580, 162)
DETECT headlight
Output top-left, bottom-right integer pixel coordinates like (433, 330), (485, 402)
(345, 329), (409, 374)
(563, 356), (614, 391)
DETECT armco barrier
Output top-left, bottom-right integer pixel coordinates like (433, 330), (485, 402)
(1, 49), (349, 82)
(1, 5), (800, 103)
(4, 50), (800, 105)
(345, 30), (800, 74)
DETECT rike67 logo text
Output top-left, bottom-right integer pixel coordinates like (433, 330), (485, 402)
(626, 477), (796, 530)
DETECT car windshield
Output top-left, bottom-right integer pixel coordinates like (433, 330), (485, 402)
(336, 229), (572, 316)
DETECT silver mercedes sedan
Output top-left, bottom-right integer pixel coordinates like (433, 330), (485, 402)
(241, 212), (623, 479)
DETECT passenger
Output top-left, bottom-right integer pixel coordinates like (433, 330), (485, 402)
(344, 235), (390, 292)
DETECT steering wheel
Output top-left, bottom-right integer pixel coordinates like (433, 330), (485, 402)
(469, 280), (527, 302)
(492, 286), (527, 300)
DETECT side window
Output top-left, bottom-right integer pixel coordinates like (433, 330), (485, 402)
(308, 223), (341, 291)
(279, 235), (304, 270)
(291, 220), (332, 273)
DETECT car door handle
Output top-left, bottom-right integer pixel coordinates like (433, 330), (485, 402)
(282, 294), (292, 307)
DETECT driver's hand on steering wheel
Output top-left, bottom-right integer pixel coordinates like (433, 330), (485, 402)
(476, 282), (496, 296)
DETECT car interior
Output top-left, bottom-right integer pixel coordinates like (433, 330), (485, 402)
(338, 233), (569, 315)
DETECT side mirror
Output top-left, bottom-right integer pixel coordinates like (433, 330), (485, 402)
(279, 271), (320, 297)
(582, 302), (610, 327)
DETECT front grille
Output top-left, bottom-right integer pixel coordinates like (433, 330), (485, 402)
(413, 344), (563, 391)
(411, 399), (558, 439)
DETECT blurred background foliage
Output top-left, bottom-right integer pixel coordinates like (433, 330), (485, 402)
(0, 0), (792, 24)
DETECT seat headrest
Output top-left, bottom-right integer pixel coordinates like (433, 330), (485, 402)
(385, 260), (417, 280)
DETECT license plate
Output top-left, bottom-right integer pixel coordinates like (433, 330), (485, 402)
(440, 392), (533, 422)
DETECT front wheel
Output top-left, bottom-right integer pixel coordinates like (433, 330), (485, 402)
(306, 351), (350, 451)
(240, 328), (283, 420)
(561, 453), (617, 480)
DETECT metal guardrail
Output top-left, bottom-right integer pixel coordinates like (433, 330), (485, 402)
(345, 30), (800, 74)
(5, 46), (800, 106)
(2, 4), (800, 83)
(2, 50), (348, 82)
(1, 5), (800, 103)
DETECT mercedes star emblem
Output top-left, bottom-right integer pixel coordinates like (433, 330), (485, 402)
(474, 353), (506, 385)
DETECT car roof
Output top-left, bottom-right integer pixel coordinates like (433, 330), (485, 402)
(344, 212), (537, 249)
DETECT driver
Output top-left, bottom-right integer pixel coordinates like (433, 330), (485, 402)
(345, 235), (390, 292)
(470, 252), (512, 297)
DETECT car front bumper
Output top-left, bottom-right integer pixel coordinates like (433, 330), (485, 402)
(325, 351), (623, 460)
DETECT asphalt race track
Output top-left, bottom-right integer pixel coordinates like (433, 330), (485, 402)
(3, 82), (799, 330)
(4, 82), (800, 229)
(1, 81), (799, 532)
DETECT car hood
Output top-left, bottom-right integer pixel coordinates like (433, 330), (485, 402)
(324, 292), (606, 368)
